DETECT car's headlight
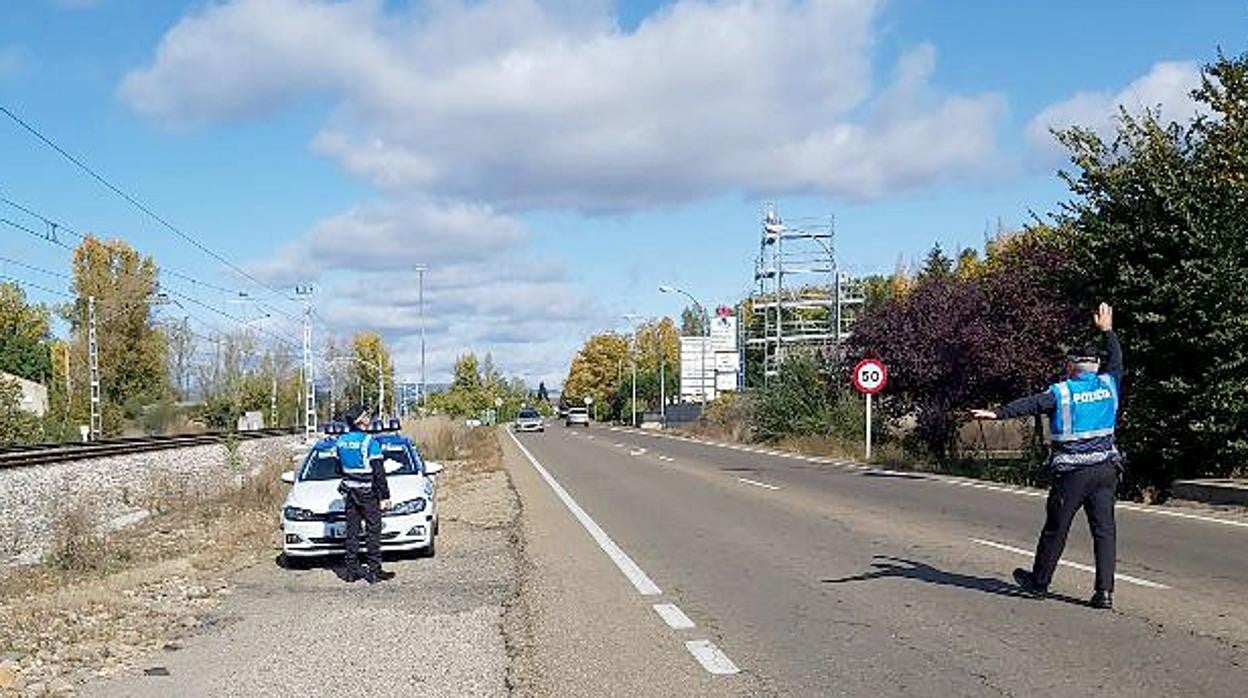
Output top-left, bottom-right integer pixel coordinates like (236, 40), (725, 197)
(283, 506), (317, 521)
(388, 498), (427, 516)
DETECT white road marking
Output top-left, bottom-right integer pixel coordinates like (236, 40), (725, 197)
(506, 431), (662, 596)
(738, 477), (780, 491)
(653, 603), (696, 629)
(585, 435), (594, 440)
(619, 427), (1248, 531)
(969, 538), (1171, 589)
(615, 442), (626, 448)
(629, 448), (647, 456)
(685, 640), (740, 675)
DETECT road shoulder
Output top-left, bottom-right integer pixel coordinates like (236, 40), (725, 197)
(501, 430), (751, 697)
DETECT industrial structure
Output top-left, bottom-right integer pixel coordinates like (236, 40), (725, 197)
(749, 203), (864, 381)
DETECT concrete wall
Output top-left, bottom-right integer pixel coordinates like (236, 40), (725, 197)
(1, 371), (48, 417)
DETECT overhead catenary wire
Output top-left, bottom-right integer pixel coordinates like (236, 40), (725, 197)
(1, 193), (302, 323)
(0, 104), (300, 310)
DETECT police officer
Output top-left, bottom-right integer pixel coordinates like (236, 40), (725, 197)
(336, 405), (393, 584)
(971, 302), (1122, 609)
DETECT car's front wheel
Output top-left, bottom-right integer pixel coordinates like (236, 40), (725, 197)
(279, 552), (309, 570)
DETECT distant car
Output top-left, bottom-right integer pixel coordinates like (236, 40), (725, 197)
(565, 406), (590, 427)
(513, 407), (544, 433)
(279, 429), (443, 565)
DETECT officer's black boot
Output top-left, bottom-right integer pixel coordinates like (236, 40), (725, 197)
(364, 566), (395, 584)
(1089, 590), (1113, 610)
(1012, 568), (1048, 598)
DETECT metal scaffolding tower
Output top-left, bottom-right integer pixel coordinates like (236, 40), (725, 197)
(749, 203), (864, 380)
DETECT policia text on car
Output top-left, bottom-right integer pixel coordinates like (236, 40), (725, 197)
(335, 406), (394, 584)
(972, 303), (1122, 610)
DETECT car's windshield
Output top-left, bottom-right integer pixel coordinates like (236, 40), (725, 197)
(569, 408), (587, 414)
(297, 439), (425, 481)
(299, 447), (342, 481)
(518, 409), (539, 418)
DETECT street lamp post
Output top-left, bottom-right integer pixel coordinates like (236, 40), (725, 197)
(623, 313), (643, 427)
(414, 264), (427, 410)
(659, 285), (710, 404)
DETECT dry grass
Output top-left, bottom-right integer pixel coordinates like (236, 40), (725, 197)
(0, 449), (293, 691)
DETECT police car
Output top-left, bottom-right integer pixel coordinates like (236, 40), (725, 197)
(279, 420), (443, 565)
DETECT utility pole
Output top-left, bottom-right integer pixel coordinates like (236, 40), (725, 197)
(415, 264), (426, 409)
(378, 362), (385, 419)
(631, 357), (638, 427)
(270, 374), (278, 429)
(87, 296), (101, 441)
(660, 358), (666, 426)
(296, 285), (316, 442)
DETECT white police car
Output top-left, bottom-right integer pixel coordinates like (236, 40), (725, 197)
(279, 421), (443, 565)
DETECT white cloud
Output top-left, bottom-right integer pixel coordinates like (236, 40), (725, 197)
(122, 0), (1005, 209)
(251, 198), (528, 284)
(124, 0), (1009, 383)
(1026, 60), (1206, 157)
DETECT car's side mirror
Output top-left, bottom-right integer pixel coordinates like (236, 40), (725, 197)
(425, 461), (444, 476)
(281, 470), (296, 484)
(383, 458), (404, 474)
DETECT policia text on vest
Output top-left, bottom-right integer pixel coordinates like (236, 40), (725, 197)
(970, 302), (1121, 610)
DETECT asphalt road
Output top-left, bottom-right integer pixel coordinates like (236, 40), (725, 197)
(508, 424), (1248, 697)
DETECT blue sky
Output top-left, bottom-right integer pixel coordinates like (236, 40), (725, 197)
(1, 0), (1243, 386)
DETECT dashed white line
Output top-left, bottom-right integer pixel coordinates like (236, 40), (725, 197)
(969, 538), (1171, 589)
(653, 603), (696, 629)
(629, 448), (647, 456)
(506, 431), (662, 596)
(685, 640), (740, 675)
(737, 477), (780, 491)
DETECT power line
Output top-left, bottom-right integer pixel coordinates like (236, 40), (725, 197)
(0, 254), (73, 281)
(1, 193), (300, 322)
(0, 273), (73, 299)
(0, 104), (299, 309)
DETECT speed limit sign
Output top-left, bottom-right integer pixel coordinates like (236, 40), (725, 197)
(852, 358), (888, 394)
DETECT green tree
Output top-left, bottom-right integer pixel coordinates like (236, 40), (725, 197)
(65, 236), (167, 434)
(0, 282), (53, 383)
(1054, 50), (1248, 489)
(348, 331), (395, 412)
(680, 305), (707, 336)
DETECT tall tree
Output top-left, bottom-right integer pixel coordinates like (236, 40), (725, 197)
(680, 305), (707, 336)
(349, 331), (394, 412)
(65, 236), (167, 432)
(1053, 50), (1248, 489)
(163, 317), (196, 400)
(563, 332), (629, 414)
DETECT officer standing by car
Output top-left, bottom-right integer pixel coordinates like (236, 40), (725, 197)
(971, 303), (1122, 609)
(336, 405), (393, 584)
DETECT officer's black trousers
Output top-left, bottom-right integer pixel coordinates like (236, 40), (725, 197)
(1032, 461), (1118, 592)
(342, 486), (383, 573)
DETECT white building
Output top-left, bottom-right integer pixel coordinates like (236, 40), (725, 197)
(1, 371), (48, 417)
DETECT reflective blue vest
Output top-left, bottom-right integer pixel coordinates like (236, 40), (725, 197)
(335, 430), (381, 479)
(1048, 373), (1119, 467)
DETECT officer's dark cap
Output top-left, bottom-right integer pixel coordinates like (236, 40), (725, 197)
(342, 404), (370, 426)
(1066, 345), (1103, 364)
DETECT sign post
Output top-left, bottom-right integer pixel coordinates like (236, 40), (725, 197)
(851, 358), (888, 461)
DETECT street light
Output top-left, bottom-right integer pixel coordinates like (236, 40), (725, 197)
(414, 264), (427, 410)
(659, 284), (710, 404)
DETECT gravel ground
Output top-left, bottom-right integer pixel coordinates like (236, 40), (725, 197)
(81, 457), (520, 697)
(0, 436), (299, 567)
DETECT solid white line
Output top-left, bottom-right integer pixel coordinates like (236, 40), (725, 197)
(969, 538), (1171, 590)
(1115, 502), (1248, 529)
(629, 448), (647, 456)
(506, 431), (662, 596)
(738, 477), (780, 491)
(653, 603), (696, 630)
(685, 640), (740, 675)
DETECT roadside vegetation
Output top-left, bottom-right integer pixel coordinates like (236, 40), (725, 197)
(560, 49), (1248, 499)
(424, 352), (552, 422)
(0, 449), (291, 692)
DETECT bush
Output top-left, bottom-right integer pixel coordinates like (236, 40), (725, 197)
(48, 505), (109, 574)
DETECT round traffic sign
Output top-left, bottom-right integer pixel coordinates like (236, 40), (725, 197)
(852, 358), (887, 394)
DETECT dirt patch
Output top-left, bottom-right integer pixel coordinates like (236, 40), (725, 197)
(0, 453), (291, 695)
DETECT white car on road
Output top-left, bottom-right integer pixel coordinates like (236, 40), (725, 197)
(280, 430), (443, 565)
(513, 407), (545, 433)
(565, 406), (590, 427)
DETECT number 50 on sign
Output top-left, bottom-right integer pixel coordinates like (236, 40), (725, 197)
(851, 359), (887, 460)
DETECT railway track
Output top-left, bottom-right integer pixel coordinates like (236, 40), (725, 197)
(0, 427), (301, 469)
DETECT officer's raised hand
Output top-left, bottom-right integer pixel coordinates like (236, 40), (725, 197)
(380, 499), (391, 511)
(1094, 302), (1113, 332)
(970, 409), (997, 420)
